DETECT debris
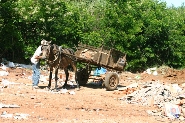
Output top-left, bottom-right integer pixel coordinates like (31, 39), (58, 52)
(118, 83), (138, 91)
(60, 88), (68, 94)
(163, 102), (180, 119)
(30, 95), (36, 99)
(0, 63), (7, 70)
(0, 111), (13, 118)
(152, 71), (157, 76)
(69, 91), (75, 95)
(0, 71), (9, 76)
(120, 81), (185, 120)
(145, 67), (158, 75)
(0, 103), (20, 108)
(1, 79), (18, 88)
(39, 75), (48, 83)
(0, 111), (29, 120)
(94, 67), (107, 76)
(179, 116), (185, 121)
(14, 113), (30, 120)
(120, 82), (180, 107)
(182, 83), (185, 88)
(80, 49), (97, 59)
(135, 75), (141, 79)
(8, 62), (15, 68)
(171, 84), (182, 93)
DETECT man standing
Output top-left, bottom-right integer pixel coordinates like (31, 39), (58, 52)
(31, 40), (48, 89)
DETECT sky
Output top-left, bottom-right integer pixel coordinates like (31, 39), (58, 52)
(162, 0), (185, 7)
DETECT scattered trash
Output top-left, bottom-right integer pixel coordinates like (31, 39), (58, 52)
(118, 83), (138, 91)
(69, 91), (75, 95)
(1, 111), (13, 118)
(0, 111), (29, 120)
(30, 95), (36, 99)
(1, 58), (32, 69)
(163, 102), (180, 119)
(8, 62), (15, 68)
(135, 75), (141, 79)
(39, 75), (48, 83)
(94, 67), (107, 76)
(0, 63), (7, 70)
(1, 79), (19, 88)
(145, 67), (158, 75)
(0, 71), (9, 76)
(60, 88), (68, 94)
(119, 81), (185, 121)
(152, 71), (157, 76)
(171, 84), (182, 93)
(14, 113), (30, 120)
(0, 103), (20, 108)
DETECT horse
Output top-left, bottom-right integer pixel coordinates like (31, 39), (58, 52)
(40, 41), (79, 91)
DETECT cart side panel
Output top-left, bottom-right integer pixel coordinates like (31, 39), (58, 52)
(93, 46), (126, 71)
(74, 44), (126, 71)
(112, 49), (126, 70)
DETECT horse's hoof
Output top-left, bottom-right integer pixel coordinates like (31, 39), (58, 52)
(76, 88), (80, 91)
(62, 84), (67, 88)
(53, 89), (58, 92)
(45, 87), (50, 91)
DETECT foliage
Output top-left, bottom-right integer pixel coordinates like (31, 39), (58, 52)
(0, 0), (185, 72)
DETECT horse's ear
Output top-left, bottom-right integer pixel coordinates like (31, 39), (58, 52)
(48, 41), (52, 44)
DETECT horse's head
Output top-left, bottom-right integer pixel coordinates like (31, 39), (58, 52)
(41, 44), (51, 59)
(41, 41), (60, 63)
(40, 40), (52, 59)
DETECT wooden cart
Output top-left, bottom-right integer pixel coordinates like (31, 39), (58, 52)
(65, 43), (126, 91)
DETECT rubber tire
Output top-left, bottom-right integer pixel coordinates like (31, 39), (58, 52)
(104, 72), (119, 91)
(77, 68), (89, 86)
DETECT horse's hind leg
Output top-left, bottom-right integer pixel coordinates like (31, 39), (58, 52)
(75, 71), (80, 90)
(71, 63), (80, 90)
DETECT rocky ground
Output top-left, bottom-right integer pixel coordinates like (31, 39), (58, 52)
(0, 64), (185, 123)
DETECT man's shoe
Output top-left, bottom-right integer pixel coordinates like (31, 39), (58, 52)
(33, 86), (40, 89)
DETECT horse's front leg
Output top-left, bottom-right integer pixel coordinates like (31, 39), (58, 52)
(47, 68), (53, 89)
(63, 68), (69, 88)
(54, 67), (59, 91)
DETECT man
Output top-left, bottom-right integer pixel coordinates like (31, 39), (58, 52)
(31, 39), (48, 89)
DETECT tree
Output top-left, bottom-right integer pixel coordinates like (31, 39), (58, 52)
(0, 0), (23, 61)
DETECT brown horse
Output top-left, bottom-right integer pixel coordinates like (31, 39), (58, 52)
(41, 41), (79, 91)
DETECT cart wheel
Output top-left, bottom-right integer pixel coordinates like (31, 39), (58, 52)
(104, 72), (119, 91)
(77, 68), (89, 86)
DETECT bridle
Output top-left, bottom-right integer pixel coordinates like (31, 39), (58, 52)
(41, 44), (60, 65)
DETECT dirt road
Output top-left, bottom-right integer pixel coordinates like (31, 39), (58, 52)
(0, 67), (185, 123)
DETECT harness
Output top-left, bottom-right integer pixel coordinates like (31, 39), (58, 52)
(42, 44), (76, 68)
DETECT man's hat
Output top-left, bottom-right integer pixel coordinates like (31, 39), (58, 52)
(41, 39), (49, 45)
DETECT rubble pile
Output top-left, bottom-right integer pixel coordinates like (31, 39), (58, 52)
(119, 81), (185, 120)
(80, 49), (97, 60)
(120, 82), (181, 107)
